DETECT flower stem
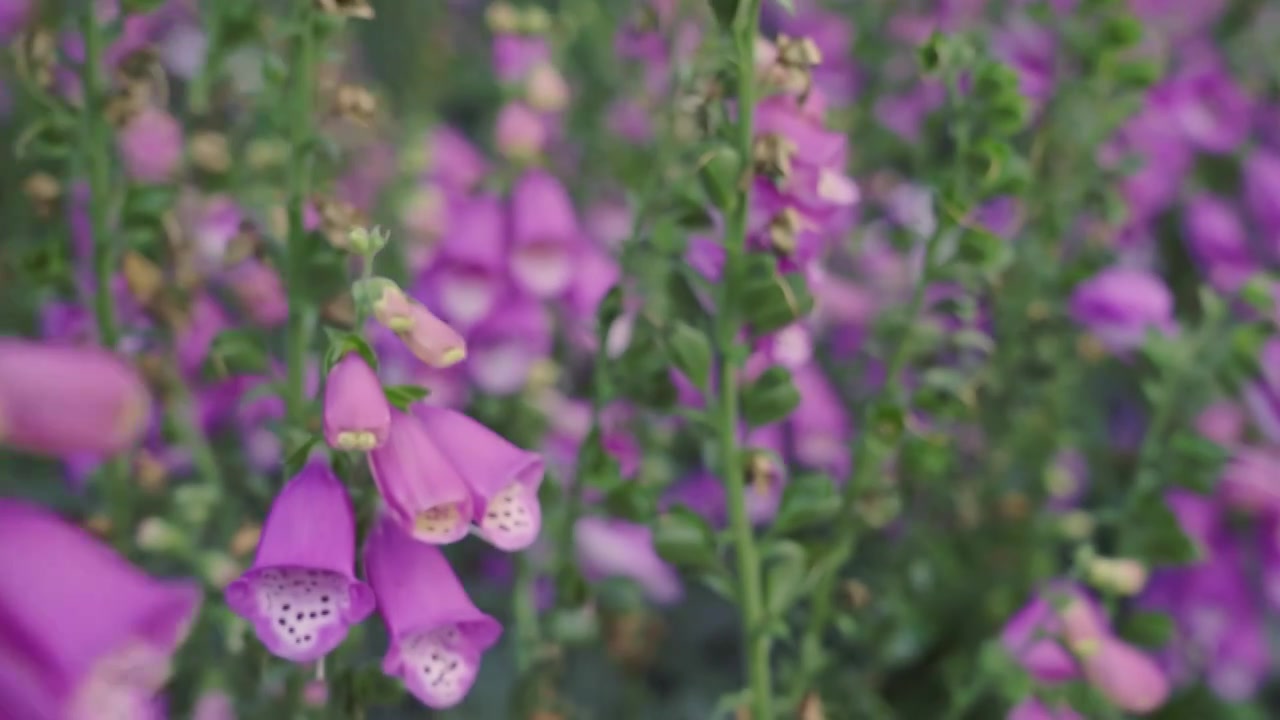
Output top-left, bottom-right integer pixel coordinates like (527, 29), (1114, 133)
(284, 3), (318, 427)
(717, 2), (772, 718)
(79, 7), (132, 543)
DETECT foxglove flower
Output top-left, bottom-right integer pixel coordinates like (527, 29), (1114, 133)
(1008, 699), (1083, 720)
(1068, 266), (1175, 353)
(118, 108), (184, 184)
(371, 281), (467, 368)
(225, 463), (375, 662)
(0, 499), (201, 720)
(1183, 194), (1256, 291)
(323, 352), (391, 451)
(365, 515), (501, 709)
(509, 169), (578, 298)
(422, 194), (508, 329)
(1244, 149), (1280, 239)
(0, 339), (151, 457)
(412, 404), (545, 551)
(495, 101), (548, 160)
(574, 517), (682, 604)
(464, 299), (554, 395)
(368, 410), (474, 544)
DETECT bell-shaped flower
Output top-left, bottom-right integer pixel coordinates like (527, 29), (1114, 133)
(1067, 266), (1176, 354)
(0, 339), (151, 457)
(369, 280), (467, 369)
(574, 517), (683, 605)
(422, 194), (509, 330)
(509, 169), (578, 298)
(323, 352), (391, 451)
(413, 404), (545, 551)
(0, 499), (202, 720)
(367, 410), (474, 544)
(225, 463), (375, 662)
(364, 515), (501, 709)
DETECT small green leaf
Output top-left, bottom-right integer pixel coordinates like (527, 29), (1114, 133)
(1120, 610), (1174, 649)
(204, 328), (270, 378)
(667, 321), (713, 392)
(283, 435), (320, 477)
(763, 540), (808, 615)
(697, 144), (742, 212)
(322, 328), (379, 375)
(123, 185), (179, 221)
(577, 427), (623, 490)
(382, 384), (431, 411)
(742, 258), (815, 333)
(653, 506), (719, 568)
(709, 0), (739, 30)
(596, 285), (624, 337)
(770, 474), (839, 535)
(741, 366), (802, 427)
(1128, 496), (1200, 566)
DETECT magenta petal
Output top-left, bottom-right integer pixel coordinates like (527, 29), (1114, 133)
(367, 411), (474, 544)
(0, 339), (152, 457)
(412, 405), (545, 551)
(225, 463), (374, 662)
(0, 500), (201, 719)
(323, 353), (392, 451)
(365, 515), (501, 709)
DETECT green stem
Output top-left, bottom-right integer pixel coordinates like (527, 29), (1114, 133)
(717, 3), (772, 718)
(513, 553), (541, 673)
(79, 7), (132, 543)
(284, 4), (318, 427)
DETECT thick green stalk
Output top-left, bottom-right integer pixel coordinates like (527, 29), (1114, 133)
(717, 2), (772, 717)
(284, 5), (317, 427)
(79, 8), (131, 541)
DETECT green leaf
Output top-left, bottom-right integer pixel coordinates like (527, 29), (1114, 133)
(770, 474), (839, 535)
(283, 435), (320, 477)
(697, 144), (742, 212)
(382, 384), (431, 411)
(709, 0), (739, 30)
(763, 540), (808, 615)
(652, 506), (719, 568)
(1128, 495), (1200, 566)
(741, 366), (801, 427)
(1119, 610), (1174, 649)
(577, 427), (623, 490)
(667, 321), (713, 392)
(604, 482), (657, 523)
(741, 257), (815, 333)
(123, 185), (179, 222)
(204, 328), (270, 378)
(322, 328), (379, 375)
(596, 285), (624, 337)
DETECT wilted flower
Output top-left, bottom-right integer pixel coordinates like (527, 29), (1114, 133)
(0, 499), (202, 719)
(225, 463), (376, 662)
(364, 515), (501, 709)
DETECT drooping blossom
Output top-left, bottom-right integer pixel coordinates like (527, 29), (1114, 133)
(574, 517), (683, 604)
(367, 410), (474, 544)
(323, 352), (391, 451)
(1068, 266), (1175, 353)
(225, 463), (375, 662)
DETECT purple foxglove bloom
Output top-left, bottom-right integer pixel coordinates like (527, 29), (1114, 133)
(368, 410), (475, 544)
(566, 247), (621, 348)
(39, 301), (95, 346)
(491, 33), (550, 83)
(464, 299), (553, 395)
(584, 199), (633, 249)
(494, 101), (548, 161)
(1183, 194), (1257, 291)
(323, 352), (391, 452)
(225, 463), (375, 662)
(1081, 637), (1170, 713)
(789, 365), (851, 477)
(225, 260), (288, 328)
(416, 127), (488, 191)
(0, 339), (151, 457)
(574, 517), (682, 604)
(177, 294), (231, 377)
(0, 499), (201, 720)
(1244, 149), (1280, 240)
(118, 108), (184, 184)
(1219, 448), (1280, 514)
(422, 194), (508, 329)
(874, 81), (947, 142)
(607, 99), (654, 142)
(1161, 67), (1252, 154)
(0, 0), (31, 43)
(1008, 699), (1083, 720)
(1068, 266), (1175, 353)
(1195, 400), (1244, 448)
(509, 169), (578, 298)
(1243, 337), (1280, 443)
(364, 515), (501, 709)
(1001, 583), (1105, 683)
(412, 404), (544, 551)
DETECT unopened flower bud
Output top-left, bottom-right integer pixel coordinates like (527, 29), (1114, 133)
(520, 6), (553, 34)
(201, 552), (241, 589)
(324, 352), (391, 452)
(1059, 510), (1095, 540)
(1086, 556), (1149, 596)
(189, 131), (231, 174)
(345, 225), (390, 256)
(495, 102), (547, 161)
(334, 83), (378, 126)
(23, 172), (60, 216)
(122, 250), (166, 309)
(485, 2), (520, 33)
(315, 0), (374, 20)
(137, 517), (186, 552)
(229, 523), (262, 557)
(526, 62), (569, 112)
